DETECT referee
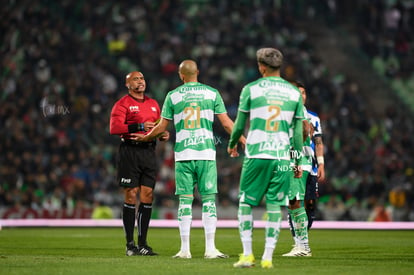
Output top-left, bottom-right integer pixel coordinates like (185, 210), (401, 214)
(109, 71), (169, 256)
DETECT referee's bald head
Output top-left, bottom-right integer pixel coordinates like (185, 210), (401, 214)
(126, 71), (142, 82)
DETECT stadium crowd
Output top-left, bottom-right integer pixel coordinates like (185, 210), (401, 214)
(1, 0), (413, 221)
(355, 0), (414, 113)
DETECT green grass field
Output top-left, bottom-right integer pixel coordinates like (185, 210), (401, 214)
(0, 227), (413, 275)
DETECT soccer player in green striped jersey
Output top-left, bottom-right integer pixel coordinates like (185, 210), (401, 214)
(132, 60), (245, 259)
(228, 48), (304, 269)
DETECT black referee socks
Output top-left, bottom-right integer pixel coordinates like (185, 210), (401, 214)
(137, 203), (152, 246)
(123, 203), (136, 244)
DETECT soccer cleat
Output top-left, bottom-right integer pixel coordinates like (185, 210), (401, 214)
(172, 251), (192, 259)
(233, 254), (255, 268)
(126, 243), (139, 256)
(261, 259), (273, 269)
(282, 245), (299, 256)
(137, 245), (158, 256)
(204, 249), (229, 259)
(284, 246), (312, 257)
(293, 248), (312, 257)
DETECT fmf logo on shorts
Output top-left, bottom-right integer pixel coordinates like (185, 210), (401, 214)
(121, 178), (131, 183)
(129, 106), (139, 112)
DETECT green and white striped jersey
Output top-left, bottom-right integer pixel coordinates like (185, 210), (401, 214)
(161, 82), (227, 161)
(238, 76), (304, 159)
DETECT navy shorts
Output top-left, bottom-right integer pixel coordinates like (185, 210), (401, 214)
(116, 141), (157, 189)
(305, 174), (319, 201)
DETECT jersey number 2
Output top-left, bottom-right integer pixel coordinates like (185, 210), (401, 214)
(265, 105), (281, 131)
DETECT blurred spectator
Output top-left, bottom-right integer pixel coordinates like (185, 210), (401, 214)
(368, 203), (392, 222)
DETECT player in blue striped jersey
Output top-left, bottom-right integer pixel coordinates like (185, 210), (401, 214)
(306, 108), (325, 228)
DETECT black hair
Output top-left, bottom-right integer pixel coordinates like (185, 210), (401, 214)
(291, 80), (305, 89)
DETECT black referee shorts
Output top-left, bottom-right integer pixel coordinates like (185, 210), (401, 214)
(116, 141), (157, 189)
(305, 174), (319, 201)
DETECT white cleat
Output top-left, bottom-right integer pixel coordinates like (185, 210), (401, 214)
(292, 248), (312, 257)
(283, 246), (312, 257)
(172, 251), (192, 259)
(282, 245), (299, 256)
(204, 249), (229, 259)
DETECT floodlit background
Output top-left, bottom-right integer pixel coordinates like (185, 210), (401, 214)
(1, 0), (413, 221)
